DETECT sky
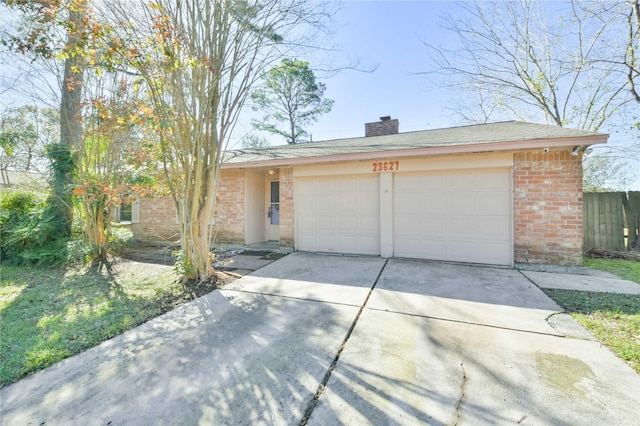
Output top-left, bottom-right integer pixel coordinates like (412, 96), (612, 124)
(231, 0), (639, 189)
(306, 0), (452, 141)
(1, 0), (638, 188)
(233, 0), (454, 145)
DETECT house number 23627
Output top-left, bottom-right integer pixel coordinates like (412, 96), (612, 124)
(372, 161), (399, 172)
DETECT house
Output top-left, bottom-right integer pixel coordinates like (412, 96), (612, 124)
(128, 119), (607, 266)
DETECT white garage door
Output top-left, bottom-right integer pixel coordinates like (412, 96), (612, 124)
(296, 175), (380, 255)
(394, 169), (512, 265)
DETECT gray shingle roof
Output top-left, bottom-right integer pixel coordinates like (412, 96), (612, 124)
(222, 121), (606, 166)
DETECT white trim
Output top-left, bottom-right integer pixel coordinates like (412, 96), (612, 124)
(131, 199), (140, 224)
(379, 172), (393, 258)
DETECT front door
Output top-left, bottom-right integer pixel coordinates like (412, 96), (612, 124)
(266, 180), (280, 241)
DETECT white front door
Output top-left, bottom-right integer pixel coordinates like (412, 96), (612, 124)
(266, 179), (280, 241)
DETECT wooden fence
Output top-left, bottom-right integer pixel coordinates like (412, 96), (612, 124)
(583, 191), (640, 251)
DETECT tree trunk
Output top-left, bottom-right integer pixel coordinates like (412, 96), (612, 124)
(54, 1), (87, 238)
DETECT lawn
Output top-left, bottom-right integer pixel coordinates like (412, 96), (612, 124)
(543, 257), (640, 374)
(0, 260), (220, 387)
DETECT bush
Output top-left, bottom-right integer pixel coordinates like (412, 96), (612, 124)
(0, 189), (69, 265)
(109, 226), (136, 254)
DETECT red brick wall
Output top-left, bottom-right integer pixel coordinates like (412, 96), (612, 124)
(213, 170), (245, 244)
(279, 167), (294, 247)
(131, 196), (180, 242)
(514, 150), (583, 265)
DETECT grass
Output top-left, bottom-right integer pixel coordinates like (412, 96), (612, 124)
(583, 257), (640, 283)
(0, 261), (218, 387)
(543, 257), (640, 374)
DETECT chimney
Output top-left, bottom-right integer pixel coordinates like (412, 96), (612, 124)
(365, 116), (399, 137)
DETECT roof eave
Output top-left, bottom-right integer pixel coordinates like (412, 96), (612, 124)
(221, 134), (607, 169)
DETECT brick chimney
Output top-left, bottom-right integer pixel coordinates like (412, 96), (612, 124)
(365, 116), (399, 137)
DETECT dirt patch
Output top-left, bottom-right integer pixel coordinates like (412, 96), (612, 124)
(177, 272), (236, 301)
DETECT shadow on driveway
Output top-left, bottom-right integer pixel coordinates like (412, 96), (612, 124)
(2, 253), (639, 425)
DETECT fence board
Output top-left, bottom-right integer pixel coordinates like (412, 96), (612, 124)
(583, 192), (625, 251)
(626, 191), (640, 249)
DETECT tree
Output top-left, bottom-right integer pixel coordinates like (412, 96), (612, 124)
(241, 134), (271, 149)
(0, 106), (58, 179)
(3, 0), (94, 238)
(251, 58), (333, 144)
(74, 74), (160, 262)
(423, 0), (639, 191)
(424, 0), (634, 131)
(105, 0), (334, 281)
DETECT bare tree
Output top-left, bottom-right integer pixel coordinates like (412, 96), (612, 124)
(424, 0), (635, 131)
(106, 0), (335, 281)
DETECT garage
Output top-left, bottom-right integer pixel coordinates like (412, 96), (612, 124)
(296, 175), (380, 255)
(393, 168), (512, 265)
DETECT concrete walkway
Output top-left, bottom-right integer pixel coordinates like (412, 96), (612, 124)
(1, 253), (639, 425)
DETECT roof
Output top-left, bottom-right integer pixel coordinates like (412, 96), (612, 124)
(222, 121), (607, 169)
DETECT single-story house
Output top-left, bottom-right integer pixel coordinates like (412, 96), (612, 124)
(126, 118), (607, 266)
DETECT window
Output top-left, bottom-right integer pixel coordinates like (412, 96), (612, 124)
(119, 203), (132, 222)
(269, 181), (280, 225)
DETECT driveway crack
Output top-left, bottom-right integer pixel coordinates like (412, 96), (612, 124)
(452, 361), (467, 426)
(299, 258), (389, 425)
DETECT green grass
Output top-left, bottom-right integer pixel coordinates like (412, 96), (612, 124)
(0, 262), (193, 387)
(543, 257), (640, 374)
(583, 257), (640, 283)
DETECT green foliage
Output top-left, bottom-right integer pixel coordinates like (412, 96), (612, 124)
(241, 134), (270, 149)
(251, 58), (333, 144)
(46, 143), (76, 238)
(0, 189), (68, 265)
(172, 249), (194, 277)
(109, 226), (136, 254)
(0, 106), (58, 173)
(66, 238), (98, 264)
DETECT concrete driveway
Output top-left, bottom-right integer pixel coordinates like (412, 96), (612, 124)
(1, 253), (639, 425)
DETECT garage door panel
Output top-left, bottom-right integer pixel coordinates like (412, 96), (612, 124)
(337, 216), (357, 230)
(478, 217), (509, 238)
(477, 193), (509, 214)
(477, 171), (509, 187)
(359, 195), (378, 211)
(360, 216), (379, 233)
(448, 193), (474, 211)
(448, 173), (475, 189)
(297, 175), (380, 255)
(394, 169), (512, 265)
(395, 193), (419, 211)
(421, 217), (447, 236)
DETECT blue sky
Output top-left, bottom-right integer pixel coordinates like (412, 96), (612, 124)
(243, 0), (455, 144)
(232, 0), (454, 146)
(306, 0), (453, 141)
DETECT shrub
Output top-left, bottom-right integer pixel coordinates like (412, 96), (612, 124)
(109, 226), (136, 254)
(0, 189), (68, 265)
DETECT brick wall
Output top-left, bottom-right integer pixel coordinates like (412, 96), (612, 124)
(514, 150), (583, 265)
(279, 167), (294, 247)
(131, 196), (180, 242)
(213, 170), (245, 244)
(365, 117), (399, 137)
